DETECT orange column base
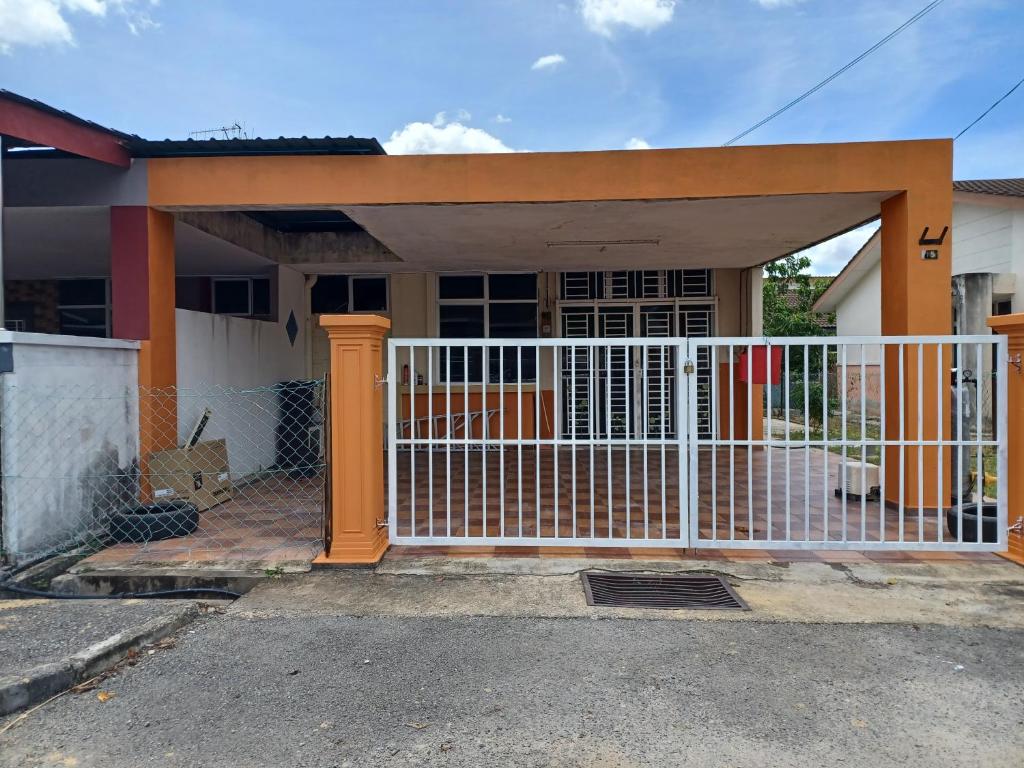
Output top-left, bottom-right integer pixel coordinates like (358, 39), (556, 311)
(313, 527), (389, 566)
(989, 314), (1024, 564)
(318, 313), (391, 565)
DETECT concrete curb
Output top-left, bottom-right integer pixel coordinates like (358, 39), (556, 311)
(0, 602), (200, 716)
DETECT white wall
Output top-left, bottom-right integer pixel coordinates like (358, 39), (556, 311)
(952, 202), (1016, 275)
(951, 200), (1024, 312)
(175, 265), (308, 478)
(835, 259), (882, 363)
(0, 331), (140, 562)
(176, 267), (307, 389)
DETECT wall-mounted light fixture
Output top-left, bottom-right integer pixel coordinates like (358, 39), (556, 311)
(919, 226), (948, 246)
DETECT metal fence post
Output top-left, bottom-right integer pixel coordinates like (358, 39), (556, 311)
(314, 314), (391, 565)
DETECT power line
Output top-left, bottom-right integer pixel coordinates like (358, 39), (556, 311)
(955, 75), (1024, 140)
(723, 0), (947, 146)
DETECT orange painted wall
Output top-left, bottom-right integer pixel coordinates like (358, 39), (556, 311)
(130, 209), (177, 500)
(140, 209), (177, 391)
(879, 181), (954, 507)
(717, 362), (763, 441)
(147, 140), (952, 210)
(988, 315), (1024, 564)
(136, 211), (177, 471)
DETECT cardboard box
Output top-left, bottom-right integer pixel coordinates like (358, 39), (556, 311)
(149, 438), (233, 511)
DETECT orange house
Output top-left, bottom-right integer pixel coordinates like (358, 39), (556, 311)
(1, 90), (1017, 567)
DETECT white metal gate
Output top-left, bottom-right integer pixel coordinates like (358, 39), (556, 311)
(387, 336), (1007, 551)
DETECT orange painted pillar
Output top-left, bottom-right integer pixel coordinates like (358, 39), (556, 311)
(987, 314), (1024, 564)
(110, 207), (177, 469)
(880, 183), (953, 509)
(314, 314), (391, 565)
(718, 362), (763, 441)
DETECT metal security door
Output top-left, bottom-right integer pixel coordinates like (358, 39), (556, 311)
(639, 306), (677, 440)
(560, 304), (680, 441)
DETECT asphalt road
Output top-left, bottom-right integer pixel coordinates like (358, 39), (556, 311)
(0, 599), (195, 676)
(1, 612), (1020, 767)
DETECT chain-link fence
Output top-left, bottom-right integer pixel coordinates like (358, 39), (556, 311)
(0, 379), (326, 566)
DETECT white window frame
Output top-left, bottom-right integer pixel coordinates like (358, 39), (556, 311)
(57, 277), (111, 337)
(435, 272), (540, 384)
(435, 272), (539, 338)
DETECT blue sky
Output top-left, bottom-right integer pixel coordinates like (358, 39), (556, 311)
(1, 0), (1022, 273)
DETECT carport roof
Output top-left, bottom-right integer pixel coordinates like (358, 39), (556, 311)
(0, 89), (385, 160)
(126, 136), (385, 158)
(0, 89), (134, 144)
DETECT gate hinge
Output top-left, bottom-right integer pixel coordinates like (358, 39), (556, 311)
(682, 360), (696, 375)
(1008, 516), (1024, 535)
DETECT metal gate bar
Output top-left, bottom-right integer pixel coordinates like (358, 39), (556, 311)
(387, 336), (1007, 551)
(387, 338), (690, 547)
(690, 336), (1007, 551)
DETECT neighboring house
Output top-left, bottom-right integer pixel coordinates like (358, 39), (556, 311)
(813, 179), (1024, 416)
(0, 89), (1008, 564)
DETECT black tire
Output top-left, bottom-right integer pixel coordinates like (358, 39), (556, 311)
(946, 503), (998, 544)
(108, 501), (200, 543)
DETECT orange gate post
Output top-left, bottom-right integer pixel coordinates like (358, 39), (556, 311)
(988, 314), (1024, 564)
(314, 314), (391, 565)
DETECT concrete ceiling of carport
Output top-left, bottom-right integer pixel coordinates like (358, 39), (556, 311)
(333, 192), (892, 273)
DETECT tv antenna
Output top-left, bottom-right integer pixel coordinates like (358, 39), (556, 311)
(188, 122), (251, 140)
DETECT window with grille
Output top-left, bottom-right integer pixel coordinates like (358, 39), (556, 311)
(559, 270), (712, 301)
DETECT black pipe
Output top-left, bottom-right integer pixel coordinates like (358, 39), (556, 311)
(0, 580), (240, 600)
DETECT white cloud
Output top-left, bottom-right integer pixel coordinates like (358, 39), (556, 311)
(624, 137), (652, 149)
(384, 114), (517, 155)
(0, 0), (158, 54)
(578, 0), (675, 37)
(455, 108), (472, 122)
(531, 53), (566, 71)
(796, 222), (879, 276)
(493, 114), (512, 124)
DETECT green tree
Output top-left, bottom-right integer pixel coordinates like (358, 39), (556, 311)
(762, 254), (833, 337)
(762, 255), (835, 426)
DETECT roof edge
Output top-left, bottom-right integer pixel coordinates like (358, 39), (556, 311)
(812, 228), (882, 313)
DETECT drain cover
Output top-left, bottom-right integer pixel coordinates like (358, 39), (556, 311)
(581, 571), (748, 611)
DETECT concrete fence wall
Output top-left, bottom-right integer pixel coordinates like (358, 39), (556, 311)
(0, 331), (140, 563)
